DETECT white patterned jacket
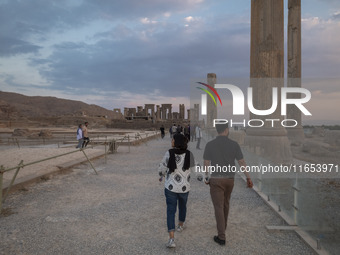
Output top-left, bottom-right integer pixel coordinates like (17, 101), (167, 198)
(158, 150), (199, 193)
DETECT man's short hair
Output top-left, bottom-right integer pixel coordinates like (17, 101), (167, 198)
(216, 123), (229, 134)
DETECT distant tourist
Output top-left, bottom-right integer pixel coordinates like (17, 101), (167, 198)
(82, 122), (90, 148)
(176, 124), (182, 134)
(158, 134), (196, 248)
(171, 124), (177, 137)
(169, 126), (173, 138)
(203, 123), (253, 246)
(190, 124), (196, 142)
(184, 124), (190, 141)
(195, 125), (202, 149)
(76, 124), (83, 148)
(160, 125), (165, 139)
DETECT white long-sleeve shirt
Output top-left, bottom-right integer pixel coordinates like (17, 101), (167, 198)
(195, 126), (202, 138)
(77, 128), (83, 140)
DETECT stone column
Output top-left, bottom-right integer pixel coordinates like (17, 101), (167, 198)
(206, 73), (217, 129)
(162, 107), (166, 120)
(246, 0), (292, 163)
(179, 104), (185, 119)
(287, 0), (304, 145)
(156, 105), (161, 120)
(194, 104), (199, 122)
(124, 107), (128, 118)
(169, 105), (172, 120)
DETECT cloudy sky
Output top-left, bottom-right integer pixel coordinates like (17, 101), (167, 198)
(0, 0), (339, 124)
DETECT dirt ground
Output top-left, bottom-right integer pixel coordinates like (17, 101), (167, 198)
(0, 137), (317, 255)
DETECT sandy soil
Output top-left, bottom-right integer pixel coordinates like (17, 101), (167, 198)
(0, 146), (105, 188)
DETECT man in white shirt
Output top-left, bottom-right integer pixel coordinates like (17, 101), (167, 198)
(195, 125), (202, 149)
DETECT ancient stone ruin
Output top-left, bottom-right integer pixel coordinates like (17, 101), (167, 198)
(123, 103), (193, 121)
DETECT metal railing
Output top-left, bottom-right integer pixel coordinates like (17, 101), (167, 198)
(0, 131), (160, 213)
(242, 149), (337, 255)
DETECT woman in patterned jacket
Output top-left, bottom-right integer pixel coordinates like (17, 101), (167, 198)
(158, 133), (197, 248)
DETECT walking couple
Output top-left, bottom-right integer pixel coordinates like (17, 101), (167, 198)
(76, 121), (90, 148)
(158, 123), (253, 248)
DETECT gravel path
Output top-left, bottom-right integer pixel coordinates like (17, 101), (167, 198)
(0, 136), (316, 255)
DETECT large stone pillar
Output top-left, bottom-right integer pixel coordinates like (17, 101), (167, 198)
(179, 104), (185, 119)
(169, 105), (172, 119)
(246, 0), (292, 163)
(162, 107), (166, 120)
(194, 104), (199, 122)
(156, 105), (161, 120)
(287, 0), (304, 145)
(206, 73), (217, 129)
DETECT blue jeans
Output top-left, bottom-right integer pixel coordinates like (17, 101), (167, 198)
(76, 138), (84, 148)
(164, 188), (189, 232)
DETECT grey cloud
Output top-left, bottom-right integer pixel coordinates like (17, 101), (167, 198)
(0, 0), (93, 40)
(331, 12), (340, 20)
(53, 42), (87, 50)
(33, 17), (250, 97)
(0, 36), (41, 56)
(316, 0), (340, 8)
(0, 0), (205, 40)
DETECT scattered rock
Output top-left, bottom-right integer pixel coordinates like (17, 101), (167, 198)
(312, 127), (325, 137)
(302, 140), (330, 156)
(324, 130), (340, 148)
(12, 129), (31, 137)
(39, 130), (53, 138)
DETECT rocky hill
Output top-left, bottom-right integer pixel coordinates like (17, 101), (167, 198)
(0, 91), (118, 120)
(0, 91), (125, 128)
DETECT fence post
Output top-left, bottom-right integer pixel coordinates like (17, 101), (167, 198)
(128, 135), (130, 152)
(114, 140), (117, 152)
(2, 160), (24, 202)
(257, 167), (262, 192)
(105, 142), (107, 164)
(0, 166), (4, 213)
(15, 138), (20, 149)
(81, 149), (98, 175)
(292, 174), (299, 225)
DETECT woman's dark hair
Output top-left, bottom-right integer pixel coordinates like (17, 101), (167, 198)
(173, 134), (188, 150)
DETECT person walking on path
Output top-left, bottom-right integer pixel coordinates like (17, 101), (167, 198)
(158, 134), (196, 248)
(176, 124), (182, 134)
(82, 122), (90, 148)
(195, 124), (202, 149)
(160, 125), (165, 139)
(184, 124), (190, 142)
(76, 124), (83, 148)
(190, 124), (196, 142)
(169, 126), (173, 138)
(203, 123), (253, 246)
(171, 124), (177, 137)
